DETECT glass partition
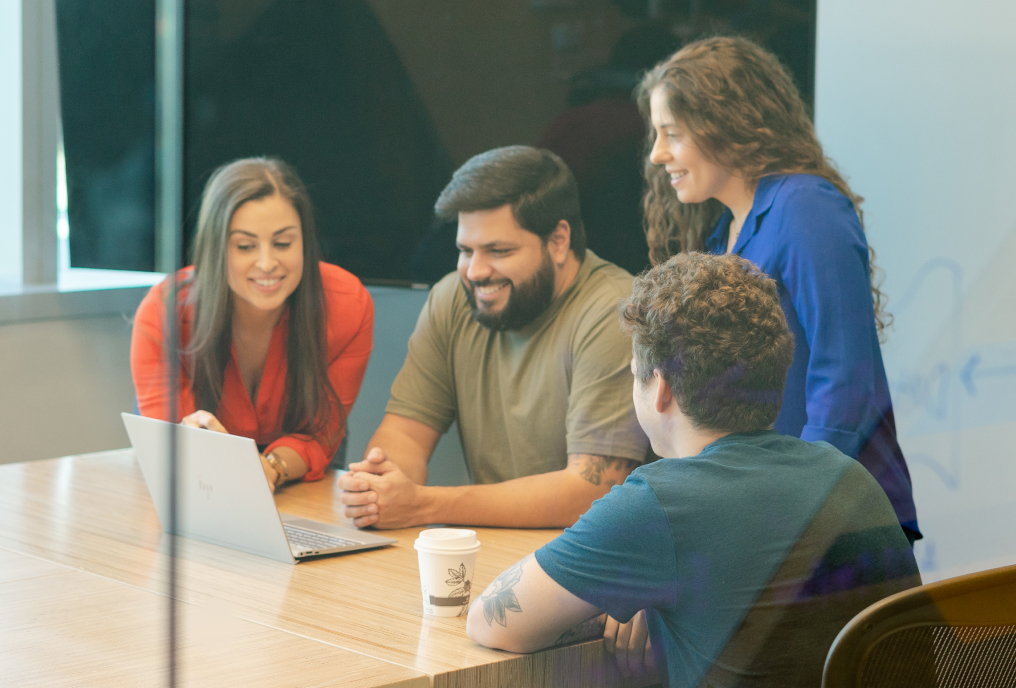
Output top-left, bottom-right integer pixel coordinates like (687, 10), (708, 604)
(57, 0), (816, 283)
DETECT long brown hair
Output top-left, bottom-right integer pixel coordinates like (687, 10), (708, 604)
(636, 36), (890, 336)
(184, 157), (342, 442)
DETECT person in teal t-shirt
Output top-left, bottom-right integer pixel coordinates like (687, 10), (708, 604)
(466, 252), (920, 688)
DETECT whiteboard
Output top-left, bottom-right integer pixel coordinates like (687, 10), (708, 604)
(816, 0), (1016, 581)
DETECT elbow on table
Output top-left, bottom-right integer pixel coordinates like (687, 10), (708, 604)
(466, 601), (543, 654)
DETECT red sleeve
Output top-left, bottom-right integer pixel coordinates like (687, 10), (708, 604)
(266, 264), (374, 481)
(130, 274), (197, 422)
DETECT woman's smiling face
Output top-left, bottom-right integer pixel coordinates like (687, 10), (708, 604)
(226, 194), (304, 317)
(648, 86), (737, 206)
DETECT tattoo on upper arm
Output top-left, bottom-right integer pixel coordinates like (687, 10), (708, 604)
(576, 456), (641, 487)
(579, 456), (607, 485)
(480, 554), (533, 627)
(553, 614), (607, 646)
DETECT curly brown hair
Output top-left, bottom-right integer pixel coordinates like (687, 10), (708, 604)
(636, 36), (891, 337)
(619, 252), (795, 433)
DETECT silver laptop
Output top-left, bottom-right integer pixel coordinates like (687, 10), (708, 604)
(122, 413), (395, 563)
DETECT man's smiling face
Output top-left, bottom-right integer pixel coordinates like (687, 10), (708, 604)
(456, 204), (555, 331)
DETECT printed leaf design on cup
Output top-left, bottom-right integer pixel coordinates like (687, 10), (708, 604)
(480, 554), (531, 627)
(446, 564), (471, 599)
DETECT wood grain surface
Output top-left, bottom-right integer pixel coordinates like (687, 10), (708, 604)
(0, 550), (428, 687)
(0, 450), (660, 687)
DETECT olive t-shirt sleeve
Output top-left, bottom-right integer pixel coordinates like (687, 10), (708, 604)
(385, 276), (459, 434)
(565, 277), (649, 462)
(536, 473), (678, 623)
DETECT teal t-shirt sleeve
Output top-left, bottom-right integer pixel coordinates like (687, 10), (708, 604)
(535, 473), (677, 624)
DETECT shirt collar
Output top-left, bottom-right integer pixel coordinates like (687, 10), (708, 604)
(704, 174), (788, 254)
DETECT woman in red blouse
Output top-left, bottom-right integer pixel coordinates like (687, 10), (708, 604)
(131, 157), (373, 489)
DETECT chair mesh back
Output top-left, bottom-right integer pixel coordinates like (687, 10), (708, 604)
(858, 624), (1016, 688)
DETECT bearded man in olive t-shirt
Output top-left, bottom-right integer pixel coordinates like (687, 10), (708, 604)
(338, 146), (649, 529)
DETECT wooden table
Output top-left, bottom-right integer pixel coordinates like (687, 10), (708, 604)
(0, 450), (659, 687)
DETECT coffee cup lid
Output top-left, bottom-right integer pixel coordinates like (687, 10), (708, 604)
(414, 528), (481, 553)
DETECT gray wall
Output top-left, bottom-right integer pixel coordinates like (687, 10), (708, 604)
(0, 285), (471, 487)
(1, 313), (136, 461)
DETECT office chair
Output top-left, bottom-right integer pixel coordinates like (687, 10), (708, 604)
(823, 563), (1016, 688)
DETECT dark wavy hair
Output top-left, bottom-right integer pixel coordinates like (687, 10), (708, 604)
(619, 252), (795, 433)
(183, 157), (342, 442)
(434, 145), (587, 259)
(636, 36), (891, 337)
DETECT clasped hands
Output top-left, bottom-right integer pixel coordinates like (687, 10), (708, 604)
(338, 447), (426, 528)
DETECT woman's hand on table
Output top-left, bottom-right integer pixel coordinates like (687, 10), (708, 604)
(261, 447), (307, 493)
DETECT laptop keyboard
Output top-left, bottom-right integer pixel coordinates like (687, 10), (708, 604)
(284, 525), (362, 551)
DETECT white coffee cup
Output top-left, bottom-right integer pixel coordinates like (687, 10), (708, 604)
(414, 529), (481, 617)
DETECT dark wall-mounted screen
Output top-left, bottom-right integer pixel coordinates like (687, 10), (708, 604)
(58, 0), (815, 284)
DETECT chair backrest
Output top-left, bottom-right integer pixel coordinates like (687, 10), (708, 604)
(823, 563), (1016, 688)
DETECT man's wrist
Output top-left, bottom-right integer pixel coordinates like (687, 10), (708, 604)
(416, 484), (445, 525)
(419, 485), (461, 525)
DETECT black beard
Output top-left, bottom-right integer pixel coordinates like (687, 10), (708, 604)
(464, 249), (555, 331)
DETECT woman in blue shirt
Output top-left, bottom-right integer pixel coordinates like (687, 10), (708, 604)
(636, 36), (920, 542)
